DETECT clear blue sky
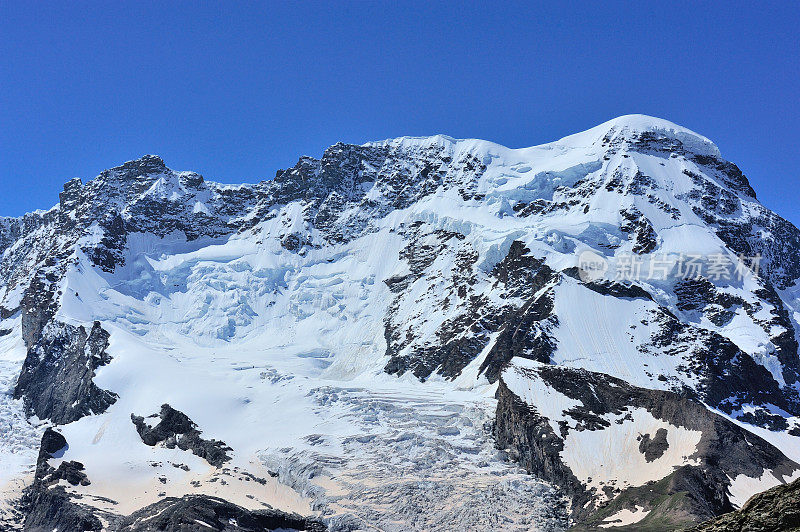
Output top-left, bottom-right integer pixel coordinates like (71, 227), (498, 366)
(2, 2), (799, 224)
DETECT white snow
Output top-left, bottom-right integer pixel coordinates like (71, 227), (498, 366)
(505, 359), (703, 499)
(556, 114), (721, 158)
(727, 468), (800, 508)
(502, 361), (582, 434)
(549, 278), (685, 390)
(1, 115), (798, 528)
(598, 505), (650, 527)
(562, 407), (702, 497)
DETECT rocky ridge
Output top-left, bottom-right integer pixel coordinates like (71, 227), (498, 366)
(691, 477), (800, 531)
(0, 115), (799, 530)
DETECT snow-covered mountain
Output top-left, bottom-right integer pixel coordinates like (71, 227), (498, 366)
(1, 115), (799, 531)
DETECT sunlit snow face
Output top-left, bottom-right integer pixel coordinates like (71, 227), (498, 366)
(3, 116), (800, 529)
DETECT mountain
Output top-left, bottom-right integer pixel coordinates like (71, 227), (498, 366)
(690, 477), (800, 531)
(1, 115), (799, 531)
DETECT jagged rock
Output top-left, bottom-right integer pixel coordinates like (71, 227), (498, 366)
(621, 207), (658, 254)
(495, 363), (798, 528)
(638, 428), (669, 462)
(20, 428), (103, 532)
(14, 320), (117, 424)
(691, 477), (800, 531)
(384, 238), (559, 382)
(40, 461), (91, 488)
(494, 379), (590, 511)
(116, 495), (326, 531)
(131, 404), (232, 467)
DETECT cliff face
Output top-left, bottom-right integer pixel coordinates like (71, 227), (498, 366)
(1, 115), (799, 530)
(691, 478), (800, 532)
(496, 362), (797, 529)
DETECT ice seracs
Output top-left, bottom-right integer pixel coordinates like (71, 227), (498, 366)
(0, 115), (799, 530)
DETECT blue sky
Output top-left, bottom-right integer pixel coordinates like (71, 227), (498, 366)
(2, 2), (799, 224)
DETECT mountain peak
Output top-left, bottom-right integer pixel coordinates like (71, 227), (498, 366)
(601, 113), (697, 132)
(107, 154), (167, 177)
(556, 114), (721, 158)
(363, 115), (721, 160)
(362, 133), (498, 154)
(3, 117), (800, 532)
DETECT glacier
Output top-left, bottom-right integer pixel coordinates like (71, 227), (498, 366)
(1, 115), (799, 530)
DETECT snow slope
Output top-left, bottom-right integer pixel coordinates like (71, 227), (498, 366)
(1, 115), (799, 530)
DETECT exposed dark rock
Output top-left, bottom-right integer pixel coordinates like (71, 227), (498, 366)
(691, 477), (800, 531)
(638, 428), (669, 462)
(36, 428), (67, 466)
(672, 277), (800, 391)
(562, 267), (654, 300)
(20, 485), (102, 532)
(19, 275), (57, 349)
(15, 267), (118, 427)
(41, 461), (92, 488)
(383, 238), (559, 382)
(674, 278), (744, 314)
(495, 364), (798, 527)
(678, 167), (800, 290)
(131, 404), (232, 467)
(14, 319), (117, 424)
(281, 232), (310, 252)
(116, 495), (326, 531)
(620, 207), (658, 254)
(85, 211), (127, 272)
(477, 249), (558, 381)
(20, 428), (103, 532)
(645, 307), (799, 427)
(690, 155), (757, 199)
(494, 379), (590, 513)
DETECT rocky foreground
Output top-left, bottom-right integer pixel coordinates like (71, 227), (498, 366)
(692, 478), (800, 532)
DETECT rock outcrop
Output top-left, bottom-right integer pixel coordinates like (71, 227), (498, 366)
(691, 478), (800, 532)
(131, 404), (232, 467)
(2, 116), (800, 530)
(116, 495), (326, 532)
(495, 362), (799, 529)
(20, 428), (103, 532)
(14, 320), (117, 425)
